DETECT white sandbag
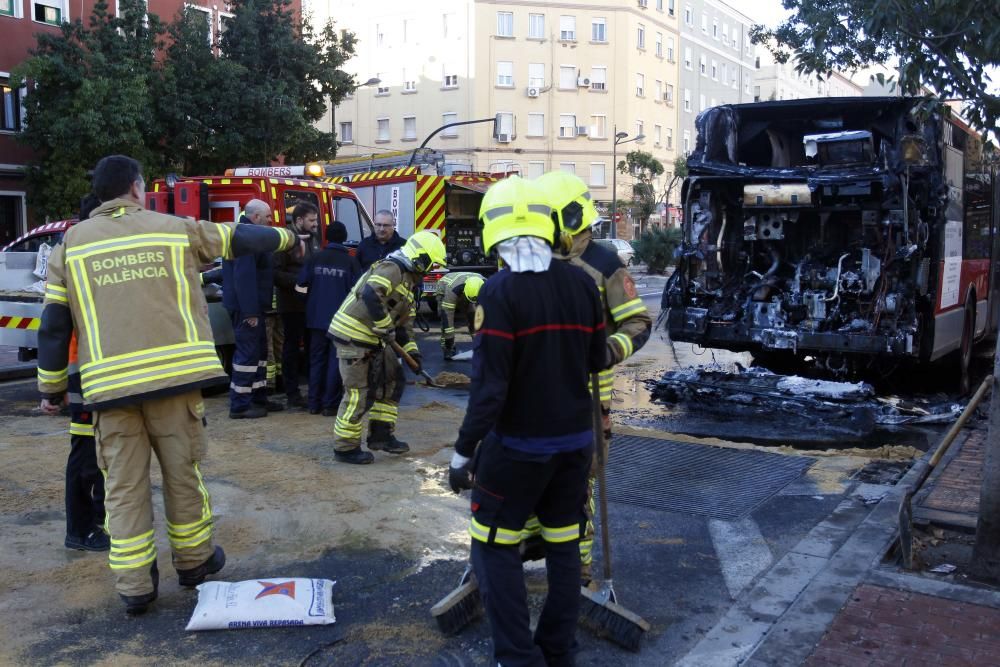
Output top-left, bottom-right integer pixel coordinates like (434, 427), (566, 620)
(451, 349), (473, 361)
(34, 243), (52, 280)
(185, 578), (336, 631)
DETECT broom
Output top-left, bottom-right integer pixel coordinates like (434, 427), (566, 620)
(430, 562), (483, 634)
(579, 374), (650, 651)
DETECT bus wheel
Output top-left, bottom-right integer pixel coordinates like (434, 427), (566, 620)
(959, 299), (975, 396)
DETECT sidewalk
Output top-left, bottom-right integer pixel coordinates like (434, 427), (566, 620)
(674, 420), (1000, 666)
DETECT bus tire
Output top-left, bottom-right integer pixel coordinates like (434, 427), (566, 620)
(959, 298), (975, 396)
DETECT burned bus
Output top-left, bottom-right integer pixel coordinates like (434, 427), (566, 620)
(664, 97), (999, 391)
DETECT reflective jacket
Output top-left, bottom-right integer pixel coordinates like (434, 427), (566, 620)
(37, 198), (297, 410)
(554, 231), (652, 402)
(435, 271), (479, 341)
(327, 258), (419, 355)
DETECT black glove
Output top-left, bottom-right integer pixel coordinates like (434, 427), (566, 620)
(410, 353), (423, 373)
(448, 452), (473, 493)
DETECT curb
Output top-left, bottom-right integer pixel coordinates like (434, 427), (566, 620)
(0, 364), (36, 382)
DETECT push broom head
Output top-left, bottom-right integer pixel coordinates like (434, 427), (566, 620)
(430, 579), (483, 635)
(579, 586), (651, 652)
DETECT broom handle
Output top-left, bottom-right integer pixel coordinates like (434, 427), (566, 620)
(590, 374), (613, 583)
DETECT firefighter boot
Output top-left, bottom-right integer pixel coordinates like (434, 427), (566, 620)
(334, 447), (375, 465)
(120, 560), (159, 616)
(177, 546), (226, 587)
(367, 421), (410, 454)
(442, 338), (456, 361)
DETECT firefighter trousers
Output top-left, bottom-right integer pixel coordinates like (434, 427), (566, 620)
(66, 374), (105, 540)
(229, 311), (268, 413)
(332, 343), (404, 452)
(468, 435), (593, 667)
(93, 391), (215, 597)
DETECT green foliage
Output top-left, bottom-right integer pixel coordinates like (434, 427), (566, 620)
(751, 0), (1000, 131)
(617, 150), (665, 227)
(632, 226), (682, 274)
(15, 0), (356, 219)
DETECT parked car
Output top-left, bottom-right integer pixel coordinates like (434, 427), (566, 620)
(1, 219), (76, 252)
(595, 238), (635, 266)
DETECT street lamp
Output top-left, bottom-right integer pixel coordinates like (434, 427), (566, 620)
(610, 125), (644, 240)
(332, 76), (381, 142)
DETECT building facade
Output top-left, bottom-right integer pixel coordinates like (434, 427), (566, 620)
(753, 47), (862, 102)
(321, 0), (683, 239)
(675, 0), (755, 155)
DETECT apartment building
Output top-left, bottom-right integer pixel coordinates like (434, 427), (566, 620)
(753, 47), (862, 102)
(321, 0), (682, 239)
(676, 0), (755, 155)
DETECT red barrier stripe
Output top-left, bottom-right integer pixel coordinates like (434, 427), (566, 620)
(16, 318), (35, 329)
(0, 317), (11, 328)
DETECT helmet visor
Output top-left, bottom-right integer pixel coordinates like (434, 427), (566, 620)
(560, 201), (585, 233)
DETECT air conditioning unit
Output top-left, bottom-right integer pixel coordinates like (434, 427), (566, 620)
(577, 77), (591, 87)
(526, 87), (539, 98)
(576, 126), (588, 136)
(497, 133), (512, 143)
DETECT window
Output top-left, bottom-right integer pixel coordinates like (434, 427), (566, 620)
(745, 74), (752, 94)
(721, 62), (728, 83)
(443, 73), (458, 88)
(683, 88), (691, 112)
(376, 72), (389, 94)
(495, 112), (515, 137)
(402, 19), (410, 43)
(654, 124), (662, 146)
(496, 61), (514, 87)
(699, 55), (706, 75)
(528, 13), (544, 38)
(559, 162), (576, 174)
(669, 0), (676, 17)
(722, 24), (729, 44)
(699, 93), (706, 111)
(667, 36), (675, 61)
(527, 161), (545, 179)
(527, 112), (545, 137)
(559, 15), (575, 40)
(711, 59), (717, 80)
(497, 11), (513, 37)
(592, 17), (606, 42)
(403, 68), (416, 92)
(665, 83), (674, 104)
(376, 23), (384, 46)
(655, 80), (662, 100)
(655, 32), (662, 57)
(701, 13), (707, 32)
(401, 116), (417, 140)
(218, 11), (234, 39)
(636, 120), (644, 140)
(590, 163), (606, 187)
(1, 80), (24, 132)
(635, 73), (644, 97)
(559, 65), (576, 89)
(441, 112), (458, 137)
(0, 0), (15, 16)
(656, 0), (663, 10)
(377, 118), (390, 142)
(590, 114), (606, 138)
(559, 114), (577, 138)
(185, 4), (212, 45)
(443, 13), (452, 38)
(684, 5), (692, 26)
(637, 24), (645, 49)
(339, 121), (353, 144)
(591, 66), (607, 91)
(666, 127), (673, 149)
(684, 47), (692, 69)
(33, 0), (65, 24)
(528, 63), (545, 88)
(713, 19), (718, 39)
(683, 130), (691, 153)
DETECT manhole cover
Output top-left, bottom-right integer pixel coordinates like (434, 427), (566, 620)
(605, 436), (815, 520)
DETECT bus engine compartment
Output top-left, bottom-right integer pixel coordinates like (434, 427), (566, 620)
(664, 97), (983, 375)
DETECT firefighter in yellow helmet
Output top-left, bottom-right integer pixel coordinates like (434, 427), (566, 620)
(447, 176), (608, 665)
(535, 169), (652, 584)
(434, 272), (485, 359)
(327, 230), (446, 464)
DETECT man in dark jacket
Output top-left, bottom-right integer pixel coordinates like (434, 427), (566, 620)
(223, 200), (285, 418)
(356, 209), (405, 270)
(273, 201), (322, 408)
(296, 221), (362, 415)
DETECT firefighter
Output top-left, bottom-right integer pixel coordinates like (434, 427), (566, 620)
(356, 209), (406, 270)
(447, 176), (608, 666)
(273, 200), (321, 408)
(223, 199), (287, 419)
(435, 271), (484, 360)
(535, 169), (652, 584)
(327, 230), (446, 464)
(295, 220), (362, 415)
(37, 155), (300, 614)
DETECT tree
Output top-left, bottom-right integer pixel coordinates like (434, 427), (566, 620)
(633, 227), (683, 274)
(15, 0), (164, 218)
(750, 0), (1000, 132)
(663, 155), (688, 212)
(617, 150), (665, 233)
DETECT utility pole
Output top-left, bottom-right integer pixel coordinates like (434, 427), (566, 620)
(971, 339), (1000, 580)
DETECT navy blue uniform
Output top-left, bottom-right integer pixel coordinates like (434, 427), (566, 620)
(455, 259), (607, 667)
(222, 215), (275, 413)
(356, 231), (405, 271)
(297, 243), (362, 412)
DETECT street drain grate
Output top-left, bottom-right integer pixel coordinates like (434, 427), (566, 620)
(604, 436), (815, 521)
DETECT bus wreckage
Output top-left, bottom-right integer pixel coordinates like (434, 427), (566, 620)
(664, 97), (999, 386)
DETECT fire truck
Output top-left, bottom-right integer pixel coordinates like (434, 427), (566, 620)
(317, 150), (506, 305)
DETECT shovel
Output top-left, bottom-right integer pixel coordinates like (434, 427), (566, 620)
(387, 338), (443, 388)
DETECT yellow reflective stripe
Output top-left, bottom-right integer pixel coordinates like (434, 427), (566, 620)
(368, 275), (393, 292)
(85, 360), (222, 397)
(442, 328), (455, 334)
(111, 529), (155, 549)
(81, 341), (216, 374)
(45, 283), (68, 303)
(45, 293), (68, 304)
(171, 247), (198, 343)
(330, 312), (381, 343)
(217, 223), (233, 258)
(540, 522), (582, 543)
(109, 545), (157, 570)
(65, 233), (189, 257)
(169, 525), (212, 549)
(38, 366), (68, 381)
(611, 300), (648, 323)
(442, 303), (456, 310)
(277, 228), (295, 251)
(83, 353), (221, 391)
(469, 518), (523, 545)
(610, 332), (634, 359)
(374, 315), (393, 329)
(45, 283), (67, 294)
(193, 462), (212, 527)
(68, 259), (102, 360)
(402, 342), (418, 354)
(610, 297), (644, 317)
(69, 422), (95, 436)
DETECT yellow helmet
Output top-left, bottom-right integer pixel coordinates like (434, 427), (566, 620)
(402, 230), (447, 272)
(534, 170), (599, 237)
(463, 275), (485, 302)
(479, 176), (555, 253)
